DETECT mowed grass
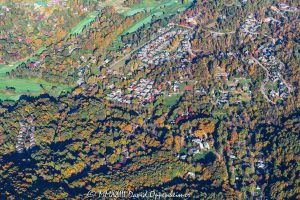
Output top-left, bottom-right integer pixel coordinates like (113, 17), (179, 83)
(123, 0), (157, 16)
(164, 94), (182, 107)
(193, 151), (210, 160)
(0, 63), (22, 75)
(124, 0), (194, 17)
(122, 0), (193, 34)
(123, 13), (160, 34)
(0, 56), (71, 101)
(0, 77), (72, 101)
(69, 11), (100, 35)
(124, 7), (146, 16)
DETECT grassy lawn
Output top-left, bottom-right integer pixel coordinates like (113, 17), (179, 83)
(163, 94), (182, 107)
(193, 151), (210, 160)
(0, 63), (21, 75)
(0, 58), (72, 101)
(69, 11), (100, 35)
(122, 0), (193, 34)
(193, 151), (217, 163)
(123, 13), (157, 34)
(124, 7), (146, 16)
(0, 77), (72, 101)
(123, 0), (157, 16)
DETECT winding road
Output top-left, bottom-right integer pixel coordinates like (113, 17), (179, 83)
(251, 57), (274, 104)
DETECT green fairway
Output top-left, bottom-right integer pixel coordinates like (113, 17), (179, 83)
(0, 11), (98, 101)
(0, 77), (72, 101)
(69, 11), (100, 35)
(122, 0), (193, 34)
(0, 63), (22, 75)
(0, 49), (71, 101)
(123, 13), (157, 34)
(0, 0), (193, 101)
(0, 46), (46, 76)
(124, 8), (146, 16)
(0, 10), (98, 76)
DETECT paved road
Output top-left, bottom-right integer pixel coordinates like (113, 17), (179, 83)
(251, 57), (274, 104)
(110, 28), (172, 68)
